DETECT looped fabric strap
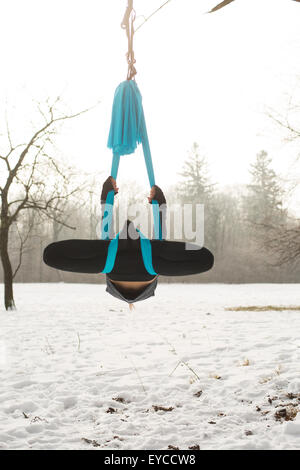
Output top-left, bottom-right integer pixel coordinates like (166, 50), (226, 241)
(100, 80), (161, 275)
(101, 80), (161, 241)
(101, 228), (157, 275)
(121, 0), (137, 81)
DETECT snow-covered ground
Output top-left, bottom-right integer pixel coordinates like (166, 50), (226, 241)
(0, 283), (300, 450)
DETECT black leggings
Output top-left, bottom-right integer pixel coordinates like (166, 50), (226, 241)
(43, 237), (214, 280)
(43, 239), (110, 274)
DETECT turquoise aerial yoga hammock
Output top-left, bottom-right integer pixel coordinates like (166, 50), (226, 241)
(101, 80), (161, 239)
(100, 2), (162, 275)
(101, 80), (161, 275)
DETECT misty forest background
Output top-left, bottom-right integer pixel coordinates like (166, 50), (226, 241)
(1, 115), (300, 286)
(1, 0), (300, 303)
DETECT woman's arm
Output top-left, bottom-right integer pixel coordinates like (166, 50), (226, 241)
(148, 185), (167, 240)
(101, 176), (119, 203)
(100, 177), (119, 239)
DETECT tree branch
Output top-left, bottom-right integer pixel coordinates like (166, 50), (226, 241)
(135, 0), (173, 32)
(12, 219), (34, 279)
(3, 101), (93, 194)
(208, 0), (235, 14)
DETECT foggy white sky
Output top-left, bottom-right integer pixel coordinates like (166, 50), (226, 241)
(0, 0), (300, 193)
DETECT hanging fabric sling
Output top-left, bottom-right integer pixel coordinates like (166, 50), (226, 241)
(100, 1), (161, 275)
(42, 0), (215, 287)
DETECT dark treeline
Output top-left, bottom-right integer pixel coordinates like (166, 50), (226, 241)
(1, 144), (299, 285)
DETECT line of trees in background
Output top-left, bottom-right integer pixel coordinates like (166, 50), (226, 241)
(1, 0), (299, 310)
(1, 93), (300, 310)
(1, 141), (299, 294)
(169, 144), (295, 283)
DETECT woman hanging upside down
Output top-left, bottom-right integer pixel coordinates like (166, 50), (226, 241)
(43, 177), (214, 304)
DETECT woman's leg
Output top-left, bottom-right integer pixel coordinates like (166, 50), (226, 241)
(43, 239), (109, 273)
(151, 240), (214, 276)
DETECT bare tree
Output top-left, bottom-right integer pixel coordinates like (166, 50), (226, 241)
(262, 88), (300, 267)
(264, 221), (300, 266)
(266, 99), (300, 145)
(0, 98), (90, 310)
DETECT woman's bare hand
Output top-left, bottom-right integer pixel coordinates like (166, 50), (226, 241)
(101, 176), (119, 202)
(148, 185), (166, 205)
(147, 186), (156, 203)
(110, 177), (119, 194)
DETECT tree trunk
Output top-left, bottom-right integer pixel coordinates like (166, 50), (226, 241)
(0, 226), (16, 310)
